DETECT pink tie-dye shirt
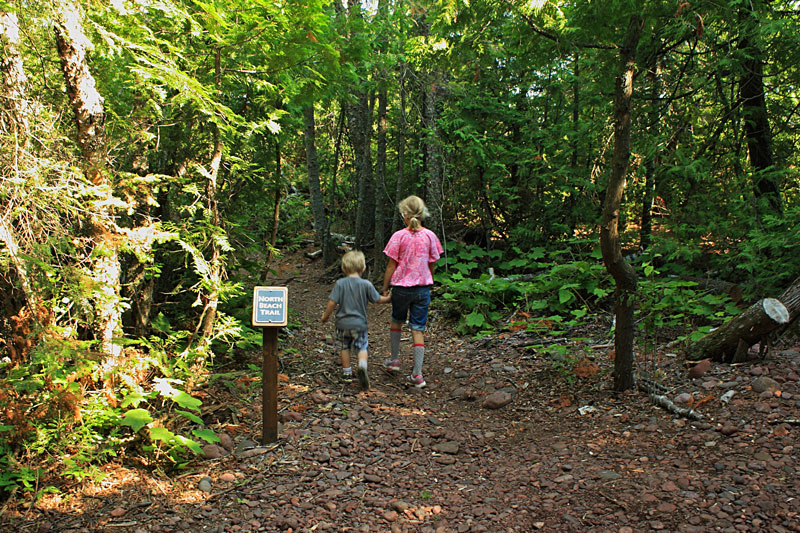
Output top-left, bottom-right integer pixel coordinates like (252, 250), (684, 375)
(383, 227), (444, 287)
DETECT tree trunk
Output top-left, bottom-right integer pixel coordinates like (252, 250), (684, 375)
(738, 1), (781, 214)
(351, 91), (374, 249)
(424, 71), (443, 237)
(1, 11), (37, 311)
(392, 71), (408, 233)
(373, 84), (388, 276)
(640, 58), (662, 250)
(325, 102), (345, 259)
(304, 104), (335, 265)
(600, 15), (642, 393)
(262, 140), (282, 281)
(54, 2), (122, 365)
(197, 47), (224, 342)
(0, 11), (29, 142)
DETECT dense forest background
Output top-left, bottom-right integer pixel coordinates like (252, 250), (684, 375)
(1, 0), (798, 495)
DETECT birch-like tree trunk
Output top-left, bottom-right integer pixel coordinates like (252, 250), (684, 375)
(600, 15), (642, 392)
(54, 2), (122, 364)
(0, 11), (29, 141)
(0, 11), (37, 310)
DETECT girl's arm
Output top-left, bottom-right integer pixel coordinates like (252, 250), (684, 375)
(382, 258), (398, 295)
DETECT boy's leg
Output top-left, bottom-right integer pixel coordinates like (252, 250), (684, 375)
(353, 331), (370, 390)
(340, 348), (351, 370)
(340, 349), (353, 381)
(337, 329), (353, 382)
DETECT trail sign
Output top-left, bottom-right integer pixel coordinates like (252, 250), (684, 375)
(251, 286), (288, 444)
(252, 286), (288, 327)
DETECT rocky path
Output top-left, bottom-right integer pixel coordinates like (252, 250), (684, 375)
(4, 251), (800, 532)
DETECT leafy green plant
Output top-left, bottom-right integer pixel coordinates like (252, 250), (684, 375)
(435, 242), (612, 335)
(119, 377), (217, 461)
(636, 257), (741, 348)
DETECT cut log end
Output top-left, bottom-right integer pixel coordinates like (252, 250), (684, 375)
(763, 298), (790, 324)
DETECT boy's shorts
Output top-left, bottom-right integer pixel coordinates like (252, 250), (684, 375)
(390, 285), (431, 331)
(336, 329), (369, 353)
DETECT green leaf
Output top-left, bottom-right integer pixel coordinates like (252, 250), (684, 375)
(174, 435), (203, 455)
(149, 427), (176, 443)
(192, 428), (220, 444)
(120, 409), (153, 433)
(558, 288), (574, 304)
(121, 392), (147, 408)
(173, 391), (202, 411)
(465, 311), (486, 327)
(176, 409), (204, 424)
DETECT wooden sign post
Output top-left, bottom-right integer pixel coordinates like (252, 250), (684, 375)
(252, 286), (288, 444)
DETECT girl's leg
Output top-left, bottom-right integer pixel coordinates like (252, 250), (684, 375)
(389, 320), (403, 365)
(411, 329), (425, 378)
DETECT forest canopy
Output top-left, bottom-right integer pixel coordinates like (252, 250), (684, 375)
(1, 0), (798, 493)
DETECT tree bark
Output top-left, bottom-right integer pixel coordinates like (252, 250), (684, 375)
(640, 58), (662, 250)
(738, 1), (781, 214)
(600, 15), (642, 392)
(392, 70), (408, 234)
(424, 71), (443, 237)
(54, 2), (122, 365)
(373, 84), (388, 276)
(351, 91), (374, 249)
(261, 139), (282, 281)
(303, 104), (335, 265)
(197, 47), (224, 342)
(0, 11), (37, 311)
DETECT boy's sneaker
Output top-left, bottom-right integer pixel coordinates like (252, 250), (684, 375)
(341, 371), (354, 383)
(356, 366), (370, 390)
(408, 374), (427, 389)
(383, 358), (400, 372)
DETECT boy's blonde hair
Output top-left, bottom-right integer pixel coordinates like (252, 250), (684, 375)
(398, 195), (429, 231)
(341, 250), (366, 275)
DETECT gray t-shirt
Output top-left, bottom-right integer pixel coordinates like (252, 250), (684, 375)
(329, 276), (382, 331)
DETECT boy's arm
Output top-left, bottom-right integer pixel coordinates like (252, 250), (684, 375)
(320, 299), (337, 323)
(378, 294), (391, 304)
(382, 258), (398, 295)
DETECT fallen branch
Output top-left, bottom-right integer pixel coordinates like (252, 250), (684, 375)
(637, 380), (703, 420)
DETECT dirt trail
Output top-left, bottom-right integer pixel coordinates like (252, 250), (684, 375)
(4, 248), (800, 532)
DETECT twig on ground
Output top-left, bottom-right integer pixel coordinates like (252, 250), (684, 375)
(599, 491), (629, 512)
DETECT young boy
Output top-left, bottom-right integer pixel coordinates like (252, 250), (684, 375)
(321, 251), (390, 390)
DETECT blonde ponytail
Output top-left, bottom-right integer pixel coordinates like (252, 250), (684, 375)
(398, 195), (429, 232)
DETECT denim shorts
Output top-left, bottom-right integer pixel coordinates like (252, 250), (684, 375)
(390, 285), (431, 331)
(336, 329), (369, 353)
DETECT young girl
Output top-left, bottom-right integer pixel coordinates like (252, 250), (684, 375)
(381, 195), (443, 388)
